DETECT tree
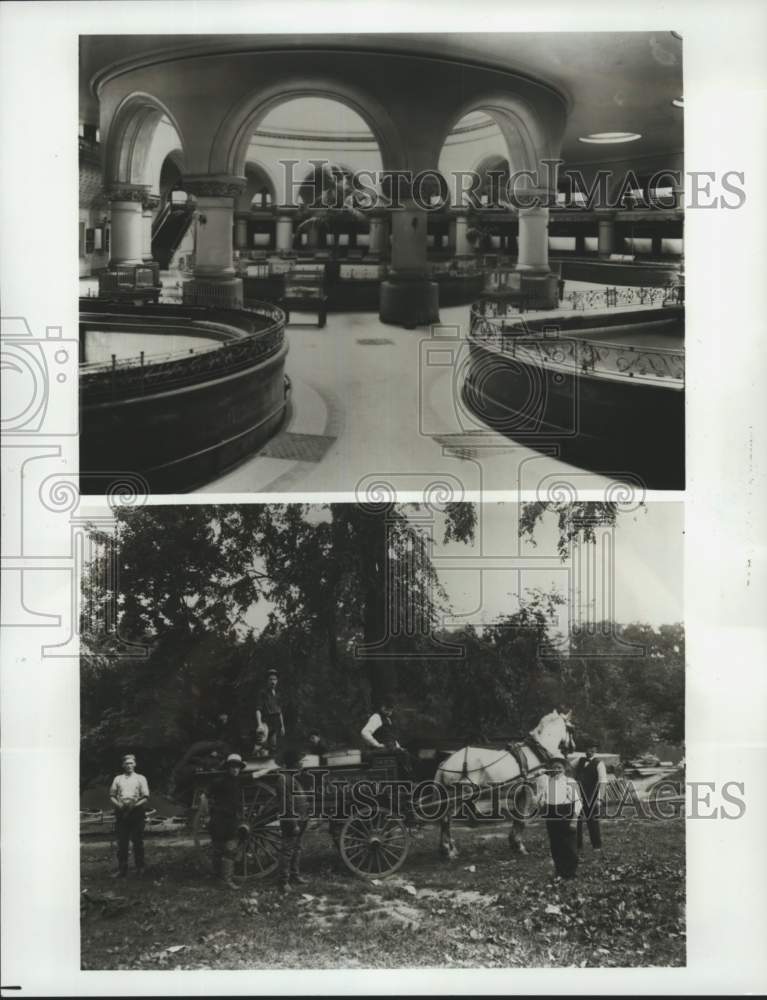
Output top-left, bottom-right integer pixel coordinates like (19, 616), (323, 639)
(566, 621), (684, 757)
(80, 502), (477, 780)
(80, 501), (666, 783)
(295, 164), (367, 251)
(519, 501), (637, 560)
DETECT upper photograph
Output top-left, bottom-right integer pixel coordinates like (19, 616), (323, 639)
(78, 33), (684, 496)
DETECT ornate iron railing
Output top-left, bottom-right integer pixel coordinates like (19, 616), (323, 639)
(563, 285), (668, 310)
(80, 301), (286, 403)
(469, 313), (685, 386)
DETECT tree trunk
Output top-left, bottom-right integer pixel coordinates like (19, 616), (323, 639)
(356, 506), (396, 708)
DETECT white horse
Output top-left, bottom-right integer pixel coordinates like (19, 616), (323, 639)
(434, 712), (575, 859)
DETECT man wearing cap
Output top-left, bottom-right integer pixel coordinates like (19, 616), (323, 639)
(254, 669), (285, 755)
(109, 754), (150, 878)
(575, 742), (608, 853)
(207, 753), (247, 890)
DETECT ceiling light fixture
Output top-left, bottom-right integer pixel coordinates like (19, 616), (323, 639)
(672, 97), (684, 108)
(578, 132), (642, 145)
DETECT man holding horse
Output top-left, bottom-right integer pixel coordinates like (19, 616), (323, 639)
(575, 741), (608, 853)
(536, 757), (582, 879)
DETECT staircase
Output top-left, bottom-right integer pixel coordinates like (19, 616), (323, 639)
(152, 201), (194, 269)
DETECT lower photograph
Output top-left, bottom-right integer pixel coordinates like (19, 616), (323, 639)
(80, 499), (685, 970)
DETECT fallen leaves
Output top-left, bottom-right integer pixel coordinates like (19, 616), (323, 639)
(81, 814), (686, 970)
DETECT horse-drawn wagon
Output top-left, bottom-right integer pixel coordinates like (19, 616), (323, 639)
(173, 744), (430, 884)
(170, 712), (574, 883)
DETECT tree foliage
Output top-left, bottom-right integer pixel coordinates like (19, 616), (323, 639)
(80, 502), (681, 788)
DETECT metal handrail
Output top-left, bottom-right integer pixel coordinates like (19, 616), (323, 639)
(469, 309), (685, 385)
(80, 300), (286, 401)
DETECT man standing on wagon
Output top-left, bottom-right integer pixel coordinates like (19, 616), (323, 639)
(254, 668), (285, 756)
(109, 753), (149, 878)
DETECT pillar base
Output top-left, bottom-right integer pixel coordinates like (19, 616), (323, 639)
(379, 277), (439, 329)
(183, 277), (243, 309)
(514, 270), (561, 310)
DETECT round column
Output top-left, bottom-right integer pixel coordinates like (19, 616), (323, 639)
(234, 213), (250, 252)
(516, 206), (550, 272)
(367, 210), (389, 257)
(450, 209), (472, 257)
(108, 185), (147, 267)
(183, 175), (245, 308)
(514, 199), (559, 309)
(597, 211), (617, 258)
(275, 207), (297, 254)
(379, 200), (439, 328)
(142, 193), (160, 263)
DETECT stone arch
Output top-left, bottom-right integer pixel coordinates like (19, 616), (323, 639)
(238, 160), (278, 211)
(210, 80), (406, 197)
(159, 148), (186, 202)
(104, 92), (187, 188)
(437, 93), (559, 201)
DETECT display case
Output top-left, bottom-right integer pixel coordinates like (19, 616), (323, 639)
(281, 265), (328, 328)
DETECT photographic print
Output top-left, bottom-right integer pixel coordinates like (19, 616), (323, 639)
(3, 3), (767, 996)
(79, 500), (685, 970)
(78, 32), (685, 496)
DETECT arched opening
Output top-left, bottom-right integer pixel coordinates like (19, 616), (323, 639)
(159, 149), (186, 205)
(240, 162), (277, 210)
(243, 97), (385, 254)
(105, 95), (186, 190)
(438, 106), (540, 207)
(222, 90), (394, 185)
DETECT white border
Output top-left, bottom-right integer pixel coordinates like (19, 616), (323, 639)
(2, 0), (767, 995)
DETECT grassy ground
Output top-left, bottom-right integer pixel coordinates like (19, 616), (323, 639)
(81, 815), (684, 970)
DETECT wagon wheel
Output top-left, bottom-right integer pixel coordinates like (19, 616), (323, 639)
(237, 780), (283, 880)
(193, 781), (282, 881)
(339, 811), (410, 880)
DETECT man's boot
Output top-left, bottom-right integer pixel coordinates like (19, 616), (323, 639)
(289, 847), (307, 885)
(221, 856), (240, 891)
(278, 842), (293, 894)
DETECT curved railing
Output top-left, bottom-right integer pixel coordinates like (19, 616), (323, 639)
(469, 304), (685, 386)
(79, 300), (286, 403)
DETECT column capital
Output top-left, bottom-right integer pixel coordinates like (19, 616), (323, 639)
(142, 193), (161, 212)
(108, 184), (149, 204)
(183, 175), (246, 199)
(448, 206), (470, 220)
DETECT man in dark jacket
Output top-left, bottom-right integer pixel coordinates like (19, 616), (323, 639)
(254, 669), (285, 755)
(575, 742), (608, 852)
(207, 753), (247, 890)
